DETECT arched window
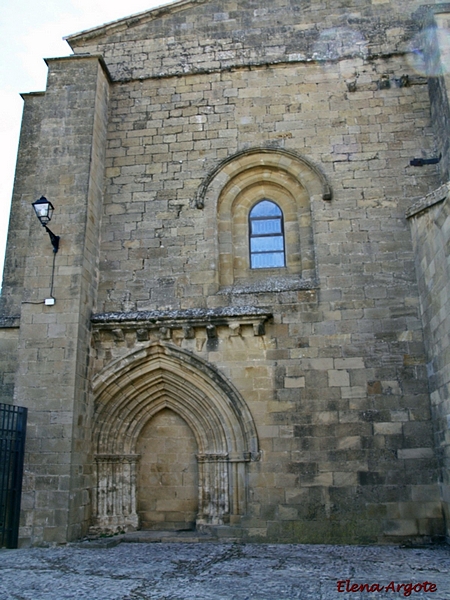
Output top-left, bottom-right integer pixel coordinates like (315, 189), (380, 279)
(249, 200), (286, 269)
(212, 149), (325, 287)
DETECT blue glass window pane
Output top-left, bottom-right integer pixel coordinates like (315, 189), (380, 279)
(251, 219), (282, 235)
(250, 236), (284, 253)
(251, 252), (285, 268)
(250, 200), (282, 218)
(249, 199), (285, 269)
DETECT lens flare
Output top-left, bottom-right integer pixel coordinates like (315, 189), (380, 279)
(407, 27), (450, 76)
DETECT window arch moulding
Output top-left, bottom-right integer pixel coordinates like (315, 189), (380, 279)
(195, 148), (332, 291)
(195, 148), (332, 209)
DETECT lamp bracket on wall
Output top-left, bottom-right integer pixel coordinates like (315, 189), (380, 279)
(410, 153), (442, 167)
(43, 225), (60, 253)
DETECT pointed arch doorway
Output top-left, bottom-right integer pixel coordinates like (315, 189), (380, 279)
(91, 342), (260, 533)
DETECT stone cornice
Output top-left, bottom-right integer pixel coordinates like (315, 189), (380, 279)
(91, 306), (272, 337)
(0, 316), (21, 329)
(406, 183), (450, 219)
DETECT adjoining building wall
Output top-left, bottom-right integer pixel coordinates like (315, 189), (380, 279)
(408, 189), (450, 542)
(1, 0), (449, 545)
(406, 9), (450, 542)
(426, 8), (450, 182)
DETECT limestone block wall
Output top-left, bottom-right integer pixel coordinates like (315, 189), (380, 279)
(94, 55), (439, 313)
(88, 54), (447, 539)
(77, 17), (444, 541)
(407, 186), (450, 541)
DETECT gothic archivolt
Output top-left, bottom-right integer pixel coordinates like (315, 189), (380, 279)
(91, 341), (260, 533)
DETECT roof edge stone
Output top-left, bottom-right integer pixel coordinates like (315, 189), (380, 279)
(65, 0), (207, 46)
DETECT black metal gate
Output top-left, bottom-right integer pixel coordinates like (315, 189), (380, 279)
(0, 403), (27, 548)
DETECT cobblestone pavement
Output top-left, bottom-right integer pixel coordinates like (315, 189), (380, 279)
(0, 541), (449, 600)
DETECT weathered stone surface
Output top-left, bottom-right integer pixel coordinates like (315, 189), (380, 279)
(66, 0), (440, 82)
(0, 0), (449, 547)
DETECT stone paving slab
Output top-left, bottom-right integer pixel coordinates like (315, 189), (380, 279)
(0, 542), (449, 600)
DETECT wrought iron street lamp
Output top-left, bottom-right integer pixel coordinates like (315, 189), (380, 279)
(32, 196), (60, 253)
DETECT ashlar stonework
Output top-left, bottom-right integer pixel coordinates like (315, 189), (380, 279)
(1, 0), (450, 546)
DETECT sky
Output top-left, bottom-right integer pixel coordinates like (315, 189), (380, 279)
(0, 0), (173, 286)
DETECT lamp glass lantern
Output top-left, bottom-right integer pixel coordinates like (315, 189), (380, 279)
(32, 196), (54, 226)
(32, 196), (60, 253)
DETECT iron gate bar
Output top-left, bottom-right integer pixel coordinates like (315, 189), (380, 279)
(0, 403), (27, 549)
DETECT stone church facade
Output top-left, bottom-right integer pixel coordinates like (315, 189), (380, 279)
(1, 0), (449, 546)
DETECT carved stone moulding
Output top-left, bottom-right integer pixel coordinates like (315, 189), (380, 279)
(91, 306), (272, 342)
